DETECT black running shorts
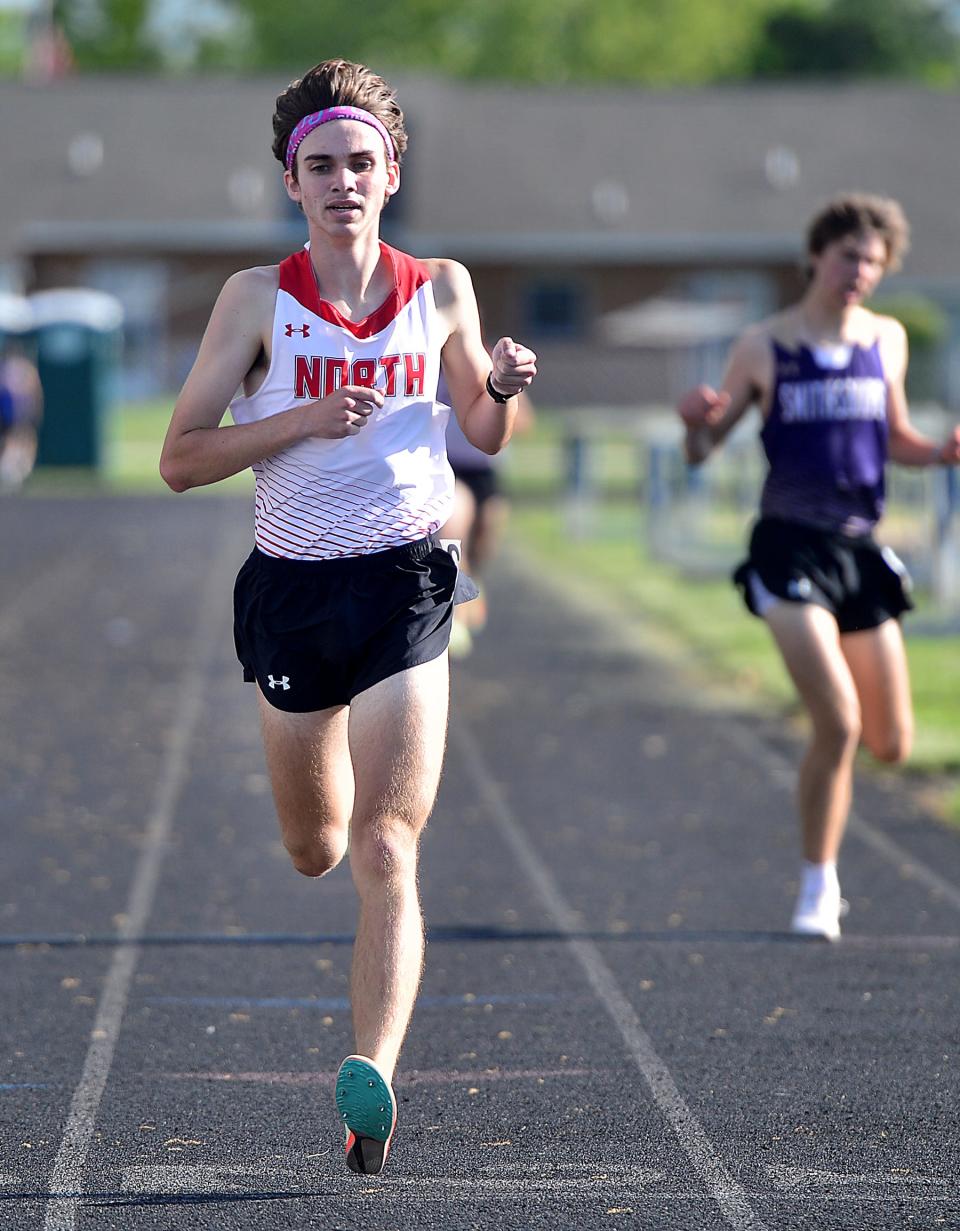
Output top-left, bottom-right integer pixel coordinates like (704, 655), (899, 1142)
(233, 535), (475, 712)
(733, 517), (913, 634)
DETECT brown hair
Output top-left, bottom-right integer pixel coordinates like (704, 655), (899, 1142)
(272, 59), (407, 177)
(806, 192), (911, 273)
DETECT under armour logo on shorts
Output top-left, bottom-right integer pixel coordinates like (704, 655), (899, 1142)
(285, 323), (310, 337)
(268, 674), (291, 690)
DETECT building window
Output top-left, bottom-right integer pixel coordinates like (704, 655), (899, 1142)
(524, 281), (583, 339)
(682, 271), (775, 321)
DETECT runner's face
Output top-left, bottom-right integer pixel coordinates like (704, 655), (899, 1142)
(284, 121), (399, 235)
(809, 230), (888, 305)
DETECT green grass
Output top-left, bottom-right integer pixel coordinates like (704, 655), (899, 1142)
(25, 399), (252, 496)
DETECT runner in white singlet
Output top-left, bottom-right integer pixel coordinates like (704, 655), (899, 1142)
(160, 58), (537, 1175)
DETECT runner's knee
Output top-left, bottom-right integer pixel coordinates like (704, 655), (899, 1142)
(812, 699), (862, 759)
(349, 817), (420, 888)
(283, 828), (348, 878)
(865, 722), (912, 765)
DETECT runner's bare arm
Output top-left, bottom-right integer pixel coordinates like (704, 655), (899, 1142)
(159, 267), (383, 491)
(880, 317), (960, 466)
(676, 327), (770, 465)
(429, 259), (537, 455)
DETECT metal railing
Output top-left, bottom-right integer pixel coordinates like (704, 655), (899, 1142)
(551, 407), (960, 614)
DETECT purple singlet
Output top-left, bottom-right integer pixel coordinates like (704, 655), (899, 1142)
(760, 340), (888, 535)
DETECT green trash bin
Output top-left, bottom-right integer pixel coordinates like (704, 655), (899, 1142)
(31, 289), (123, 469)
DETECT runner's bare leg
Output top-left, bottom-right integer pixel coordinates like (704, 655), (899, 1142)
(841, 618), (913, 764)
(257, 696), (353, 877)
(347, 654), (449, 1081)
(764, 602), (861, 863)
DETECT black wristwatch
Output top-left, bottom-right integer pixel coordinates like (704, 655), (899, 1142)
(485, 372), (511, 404)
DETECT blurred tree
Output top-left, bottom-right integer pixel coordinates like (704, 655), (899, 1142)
(225, 0), (782, 84)
(37, 0), (960, 82)
(871, 292), (949, 351)
(58, 0), (161, 70)
(751, 0), (960, 83)
(871, 292), (950, 399)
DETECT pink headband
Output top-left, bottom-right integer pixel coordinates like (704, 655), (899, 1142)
(285, 106), (397, 171)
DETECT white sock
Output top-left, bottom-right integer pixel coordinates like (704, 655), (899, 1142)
(800, 860), (839, 899)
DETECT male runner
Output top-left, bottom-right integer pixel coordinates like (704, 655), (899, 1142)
(677, 193), (960, 940)
(160, 58), (537, 1173)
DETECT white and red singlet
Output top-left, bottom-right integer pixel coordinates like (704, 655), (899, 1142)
(230, 243), (453, 559)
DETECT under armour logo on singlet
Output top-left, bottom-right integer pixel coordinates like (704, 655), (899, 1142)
(285, 323), (310, 338)
(268, 674), (291, 690)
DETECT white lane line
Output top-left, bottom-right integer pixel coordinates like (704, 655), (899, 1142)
(119, 1161), (666, 1196)
(114, 1160), (959, 1205)
(122, 1165), (281, 1194)
(719, 721), (960, 914)
(451, 721), (769, 1231)
(767, 1164), (955, 1193)
(43, 523), (237, 1231)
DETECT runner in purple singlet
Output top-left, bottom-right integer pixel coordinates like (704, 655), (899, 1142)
(676, 193), (960, 941)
